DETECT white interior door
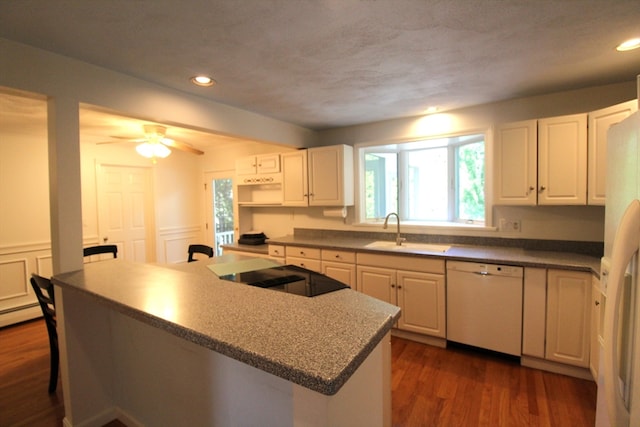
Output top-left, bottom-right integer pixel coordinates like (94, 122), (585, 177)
(97, 164), (155, 262)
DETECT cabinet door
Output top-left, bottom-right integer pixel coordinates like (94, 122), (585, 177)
(396, 270), (445, 337)
(281, 150), (309, 206)
(587, 100), (637, 205)
(235, 156), (256, 175)
(546, 269), (591, 367)
(494, 120), (537, 205)
(538, 114), (587, 205)
(522, 268), (547, 358)
(322, 261), (356, 288)
(356, 265), (396, 304)
(308, 145), (354, 206)
(256, 154), (280, 174)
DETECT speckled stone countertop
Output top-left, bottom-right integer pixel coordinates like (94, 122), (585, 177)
(258, 235), (602, 276)
(52, 255), (400, 396)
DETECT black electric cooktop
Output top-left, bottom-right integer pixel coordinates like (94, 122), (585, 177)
(219, 265), (349, 297)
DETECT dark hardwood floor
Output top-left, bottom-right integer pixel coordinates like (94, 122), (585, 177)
(391, 338), (596, 426)
(0, 318), (64, 427)
(1, 319), (596, 426)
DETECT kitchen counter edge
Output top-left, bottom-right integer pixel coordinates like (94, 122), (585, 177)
(260, 236), (602, 277)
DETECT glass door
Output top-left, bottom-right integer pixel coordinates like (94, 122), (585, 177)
(205, 172), (234, 256)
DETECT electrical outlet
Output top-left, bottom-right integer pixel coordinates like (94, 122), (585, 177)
(499, 218), (521, 232)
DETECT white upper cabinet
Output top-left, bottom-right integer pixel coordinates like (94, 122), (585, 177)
(307, 144), (354, 206)
(587, 100), (637, 205)
(236, 145), (354, 207)
(537, 113), (587, 205)
(235, 153), (281, 176)
(281, 150), (309, 206)
(494, 120), (538, 205)
(494, 113), (588, 205)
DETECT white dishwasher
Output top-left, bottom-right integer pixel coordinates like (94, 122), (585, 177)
(446, 261), (523, 356)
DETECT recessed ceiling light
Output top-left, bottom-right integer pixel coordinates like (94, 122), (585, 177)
(190, 75), (216, 87)
(616, 38), (640, 52)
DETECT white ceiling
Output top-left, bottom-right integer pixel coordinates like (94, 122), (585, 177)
(1, 0), (639, 144)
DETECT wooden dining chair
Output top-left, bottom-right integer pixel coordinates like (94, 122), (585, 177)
(83, 244), (118, 259)
(187, 244), (214, 262)
(29, 274), (59, 393)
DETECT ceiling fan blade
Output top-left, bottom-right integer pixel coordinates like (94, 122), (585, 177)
(161, 138), (204, 155)
(97, 136), (146, 145)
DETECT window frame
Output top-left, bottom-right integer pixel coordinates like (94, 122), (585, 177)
(355, 128), (493, 230)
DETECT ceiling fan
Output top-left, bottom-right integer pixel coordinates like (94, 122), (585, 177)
(99, 124), (204, 161)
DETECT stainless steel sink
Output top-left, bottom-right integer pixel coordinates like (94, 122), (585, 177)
(364, 241), (451, 253)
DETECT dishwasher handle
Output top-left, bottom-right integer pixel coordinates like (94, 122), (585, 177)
(474, 271), (491, 276)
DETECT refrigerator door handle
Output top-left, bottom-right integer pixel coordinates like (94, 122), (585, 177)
(603, 199), (640, 427)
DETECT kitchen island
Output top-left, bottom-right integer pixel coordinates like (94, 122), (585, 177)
(52, 256), (400, 427)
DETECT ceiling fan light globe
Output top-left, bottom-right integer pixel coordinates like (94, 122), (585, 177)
(154, 143), (171, 158)
(136, 142), (171, 159)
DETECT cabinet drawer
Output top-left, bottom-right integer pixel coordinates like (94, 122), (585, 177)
(286, 257), (321, 272)
(356, 253), (445, 274)
(321, 249), (356, 263)
(268, 245), (285, 258)
(286, 246), (321, 259)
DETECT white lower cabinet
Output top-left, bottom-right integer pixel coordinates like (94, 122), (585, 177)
(546, 269), (591, 367)
(273, 244), (593, 377)
(356, 253), (445, 338)
(522, 267), (591, 369)
(321, 249), (356, 288)
(522, 268), (547, 358)
(285, 246), (321, 272)
(268, 244), (285, 260)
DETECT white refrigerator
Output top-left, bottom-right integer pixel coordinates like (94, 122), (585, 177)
(597, 109), (640, 427)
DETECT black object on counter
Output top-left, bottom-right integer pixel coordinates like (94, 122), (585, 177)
(220, 265), (349, 297)
(238, 232), (267, 245)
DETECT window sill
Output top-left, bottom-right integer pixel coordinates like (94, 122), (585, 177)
(354, 221), (498, 233)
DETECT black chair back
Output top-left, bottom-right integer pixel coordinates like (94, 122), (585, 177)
(30, 274), (59, 393)
(188, 244), (214, 262)
(83, 244), (118, 258)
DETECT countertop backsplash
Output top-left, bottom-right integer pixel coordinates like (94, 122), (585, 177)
(289, 228), (604, 258)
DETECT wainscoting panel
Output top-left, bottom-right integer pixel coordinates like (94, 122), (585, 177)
(0, 249), (50, 327)
(0, 258), (29, 301)
(159, 226), (203, 264)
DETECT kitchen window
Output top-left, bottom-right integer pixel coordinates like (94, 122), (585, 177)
(360, 132), (486, 225)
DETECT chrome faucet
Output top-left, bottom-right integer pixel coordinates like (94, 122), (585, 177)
(383, 212), (406, 246)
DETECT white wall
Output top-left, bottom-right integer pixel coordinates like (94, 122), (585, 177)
(0, 93), (52, 325)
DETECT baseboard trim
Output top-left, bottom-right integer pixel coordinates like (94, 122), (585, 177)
(521, 355), (594, 381)
(62, 406), (144, 427)
(391, 329), (447, 348)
